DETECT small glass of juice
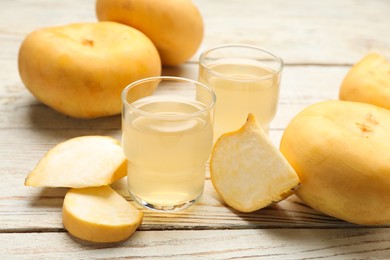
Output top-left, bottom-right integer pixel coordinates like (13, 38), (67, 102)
(122, 76), (215, 212)
(198, 44), (284, 141)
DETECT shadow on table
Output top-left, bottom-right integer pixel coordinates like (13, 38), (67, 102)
(28, 187), (68, 208)
(27, 102), (122, 139)
(225, 195), (390, 258)
(228, 195), (354, 229)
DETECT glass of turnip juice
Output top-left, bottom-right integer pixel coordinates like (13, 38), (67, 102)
(122, 76), (215, 212)
(198, 44), (284, 141)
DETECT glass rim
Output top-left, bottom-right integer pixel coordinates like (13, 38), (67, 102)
(121, 76), (216, 120)
(199, 44), (284, 81)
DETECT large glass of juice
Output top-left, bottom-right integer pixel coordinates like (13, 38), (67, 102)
(122, 76), (215, 212)
(198, 44), (284, 141)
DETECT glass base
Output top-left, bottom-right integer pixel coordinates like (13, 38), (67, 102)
(129, 191), (202, 212)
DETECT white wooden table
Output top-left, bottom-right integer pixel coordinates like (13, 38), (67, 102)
(2, 0), (390, 258)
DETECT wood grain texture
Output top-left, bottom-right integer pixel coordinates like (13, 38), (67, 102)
(197, 0), (390, 65)
(2, 179), (363, 233)
(2, 229), (390, 259)
(2, 0), (390, 258)
(2, 0), (390, 66)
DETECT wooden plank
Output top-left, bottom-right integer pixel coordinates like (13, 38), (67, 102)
(1, 0), (389, 65)
(0, 64), (348, 130)
(0, 123), (357, 231)
(197, 0), (390, 65)
(0, 124), (357, 231)
(2, 229), (390, 259)
(2, 178), (362, 233)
